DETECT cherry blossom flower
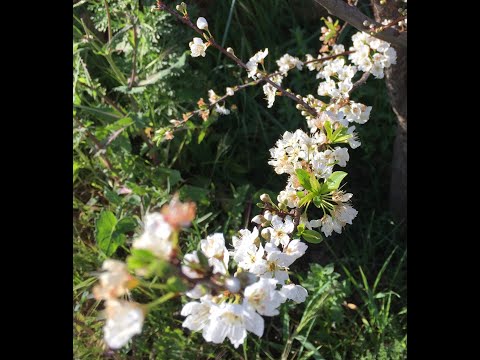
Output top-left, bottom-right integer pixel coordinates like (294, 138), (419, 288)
(103, 300), (145, 349)
(203, 302), (264, 348)
(244, 278), (286, 316)
(189, 37), (207, 57)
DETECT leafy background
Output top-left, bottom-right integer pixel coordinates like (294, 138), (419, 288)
(73, 0), (406, 359)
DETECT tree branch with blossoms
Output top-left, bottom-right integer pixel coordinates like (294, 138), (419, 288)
(313, 0), (407, 48)
(91, 0), (400, 352)
(156, 0), (320, 118)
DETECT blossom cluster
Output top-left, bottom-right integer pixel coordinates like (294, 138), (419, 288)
(93, 198), (196, 349)
(94, 193), (309, 349)
(180, 213), (308, 347)
(92, 8), (400, 352)
(348, 32), (397, 79)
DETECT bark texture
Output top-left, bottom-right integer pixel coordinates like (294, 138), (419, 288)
(371, 0), (407, 223)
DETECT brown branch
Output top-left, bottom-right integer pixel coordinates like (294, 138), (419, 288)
(371, 15), (406, 33)
(313, 0), (407, 48)
(156, 1), (320, 118)
(303, 50), (354, 66)
(292, 208), (302, 232)
(349, 71), (370, 95)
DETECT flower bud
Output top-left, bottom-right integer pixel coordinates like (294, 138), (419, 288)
(225, 277), (241, 293)
(226, 47), (235, 55)
(236, 272), (258, 288)
(176, 2), (187, 14)
(261, 228), (271, 240)
(251, 215), (265, 224)
(264, 210), (273, 221)
(196, 17), (209, 30)
(260, 193), (272, 203)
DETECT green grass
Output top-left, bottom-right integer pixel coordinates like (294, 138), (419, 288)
(73, 0), (406, 359)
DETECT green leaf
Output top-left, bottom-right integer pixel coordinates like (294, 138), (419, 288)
(127, 249), (156, 271)
(313, 196), (323, 208)
(295, 169), (313, 191)
(166, 276), (187, 292)
(96, 212), (136, 257)
(298, 192), (315, 207)
(320, 171), (348, 194)
(137, 52), (187, 86)
(333, 134), (352, 143)
(296, 223), (305, 236)
(179, 185), (210, 206)
(95, 211), (118, 256)
(114, 217), (137, 235)
(310, 172), (321, 194)
(112, 85), (147, 94)
(196, 250), (210, 269)
(74, 104), (122, 121)
(324, 121), (333, 140)
(154, 167), (183, 188)
(198, 129), (207, 144)
(302, 229), (324, 244)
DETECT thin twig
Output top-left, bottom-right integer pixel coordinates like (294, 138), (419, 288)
(371, 15), (407, 34)
(313, 0), (407, 48)
(303, 50), (354, 66)
(156, 1), (320, 118)
(349, 71), (370, 95)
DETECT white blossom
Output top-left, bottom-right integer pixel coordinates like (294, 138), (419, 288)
(196, 17), (208, 30)
(334, 146), (349, 167)
(93, 259), (132, 300)
(181, 296), (214, 334)
(333, 203), (358, 225)
(262, 74), (283, 108)
(189, 37), (207, 57)
(232, 227), (259, 249)
(103, 300), (145, 349)
(203, 302), (264, 348)
(280, 284), (308, 303)
(246, 48), (269, 79)
(132, 213), (173, 260)
(182, 251), (204, 279)
(320, 215), (343, 237)
(244, 278), (286, 316)
(264, 215), (294, 247)
(277, 53), (303, 75)
(348, 31), (396, 79)
(281, 239), (308, 265)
